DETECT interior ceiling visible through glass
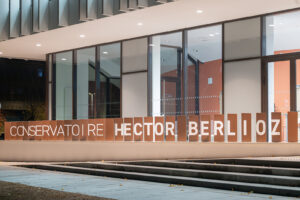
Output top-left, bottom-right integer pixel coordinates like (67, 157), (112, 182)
(267, 10), (300, 52)
(100, 43), (120, 78)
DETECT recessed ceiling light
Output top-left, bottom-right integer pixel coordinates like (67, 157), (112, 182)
(0, 52), (3, 55)
(61, 58), (67, 61)
(149, 44), (155, 47)
(36, 43), (41, 47)
(196, 10), (203, 14)
(79, 34), (85, 38)
(209, 34), (215, 37)
(269, 24), (275, 27)
(137, 22), (143, 26)
(103, 51), (108, 55)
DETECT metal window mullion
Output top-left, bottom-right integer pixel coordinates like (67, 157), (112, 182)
(182, 30), (188, 115)
(291, 59), (296, 112)
(95, 46), (101, 118)
(52, 54), (57, 120)
(72, 50), (77, 119)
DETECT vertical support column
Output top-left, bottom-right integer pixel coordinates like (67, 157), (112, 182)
(95, 46), (101, 118)
(147, 37), (152, 116)
(151, 36), (161, 116)
(72, 50), (77, 119)
(291, 59), (296, 111)
(52, 54), (57, 120)
(182, 30), (188, 115)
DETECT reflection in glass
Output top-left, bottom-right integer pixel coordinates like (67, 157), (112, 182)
(296, 59), (300, 142)
(268, 61), (290, 142)
(56, 51), (72, 120)
(77, 47), (95, 119)
(99, 43), (121, 118)
(187, 25), (222, 115)
(151, 32), (183, 116)
(264, 10), (300, 56)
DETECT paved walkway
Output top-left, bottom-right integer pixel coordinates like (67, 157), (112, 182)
(0, 164), (293, 200)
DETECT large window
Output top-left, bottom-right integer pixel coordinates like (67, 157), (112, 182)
(122, 38), (148, 118)
(150, 27), (223, 116)
(263, 10), (300, 141)
(151, 32), (183, 116)
(187, 25), (222, 115)
(77, 47), (95, 119)
(98, 43), (121, 118)
(263, 10), (300, 56)
(55, 51), (72, 120)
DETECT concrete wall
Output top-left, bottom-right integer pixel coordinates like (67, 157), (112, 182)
(1, 141), (300, 162)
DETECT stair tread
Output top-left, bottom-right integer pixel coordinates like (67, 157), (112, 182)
(25, 164), (300, 192)
(77, 162), (300, 180)
(116, 160), (300, 172)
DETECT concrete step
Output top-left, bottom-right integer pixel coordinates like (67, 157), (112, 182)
(19, 164), (300, 197)
(180, 158), (300, 168)
(115, 160), (300, 177)
(64, 162), (300, 187)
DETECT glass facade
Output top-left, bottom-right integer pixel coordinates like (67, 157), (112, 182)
(122, 38), (148, 118)
(263, 10), (300, 56)
(55, 51), (73, 120)
(47, 9), (300, 130)
(151, 32), (183, 116)
(99, 43), (121, 118)
(77, 47), (96, 119)
(187, 25), (222, 115)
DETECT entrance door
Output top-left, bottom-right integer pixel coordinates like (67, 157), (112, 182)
(263, 53), (300, 142)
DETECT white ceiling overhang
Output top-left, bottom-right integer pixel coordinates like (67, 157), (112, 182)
(0, 0), (299, 61)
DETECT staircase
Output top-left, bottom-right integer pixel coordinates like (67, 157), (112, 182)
(19, 158), (300, 197)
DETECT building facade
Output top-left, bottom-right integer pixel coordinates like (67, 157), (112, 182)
(1, 0), (300, 142)
(45, 5), (300, 140)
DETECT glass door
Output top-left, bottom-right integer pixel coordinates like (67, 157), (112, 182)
(296, 59), (300, 142)
(265, 55), (300, 142)
(267, 60), (290, 142)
